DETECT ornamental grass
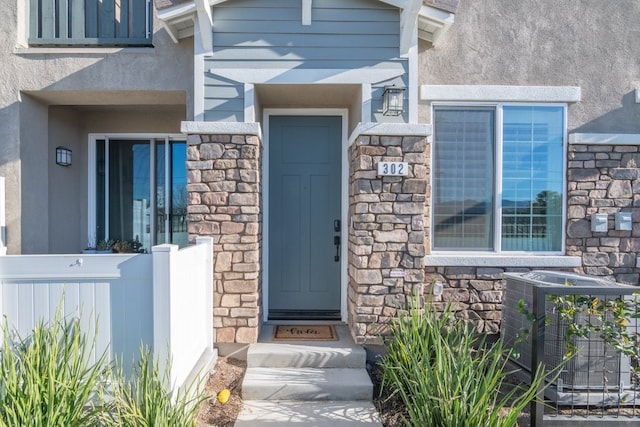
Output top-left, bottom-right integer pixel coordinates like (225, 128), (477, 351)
(380, 299), (547, 427)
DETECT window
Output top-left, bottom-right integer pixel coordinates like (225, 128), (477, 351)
(433, 105), (565, 253)
(29, 0), (152, 47)
(92, 136), (187, 251)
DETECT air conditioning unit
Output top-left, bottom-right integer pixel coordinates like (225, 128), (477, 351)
(502, 271), (636, 405)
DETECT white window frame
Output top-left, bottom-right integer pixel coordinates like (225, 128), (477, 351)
(87, 133), (185, 247)
(430, 102), (569, 256)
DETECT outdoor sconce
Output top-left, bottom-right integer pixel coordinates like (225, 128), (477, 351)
(382, 85), (405, 116)
(56, 146), (72, 166)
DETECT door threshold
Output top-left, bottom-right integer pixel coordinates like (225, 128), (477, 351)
(264, 319), (345, 325)
(268, 310), (341, 322)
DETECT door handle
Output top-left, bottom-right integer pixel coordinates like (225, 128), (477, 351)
(333, 235), (340, 262)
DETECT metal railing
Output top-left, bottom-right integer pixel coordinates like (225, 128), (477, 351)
(29, 0), (152, 46)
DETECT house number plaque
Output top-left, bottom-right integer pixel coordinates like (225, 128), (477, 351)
(377, 161), (408, 176)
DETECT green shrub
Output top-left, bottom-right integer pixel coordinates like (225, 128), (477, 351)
(379, 300), (547, 427)
(0, 312), (205, 427)
(100, 346), (207, 427)
(0, 313), (108, 427)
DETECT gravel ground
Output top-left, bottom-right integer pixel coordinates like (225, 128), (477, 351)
(196, 357), (246, 427)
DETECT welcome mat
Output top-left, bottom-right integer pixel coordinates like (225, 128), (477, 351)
(273, 325), (337, 341)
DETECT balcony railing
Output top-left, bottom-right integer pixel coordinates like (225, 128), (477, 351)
(29, 0), (152, 47)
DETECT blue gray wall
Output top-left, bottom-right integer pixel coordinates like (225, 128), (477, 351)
(205, 0), (407, 122)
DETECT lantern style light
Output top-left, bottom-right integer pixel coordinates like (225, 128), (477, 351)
(56, 146), (72, 166)
(382, 85), (405, 116)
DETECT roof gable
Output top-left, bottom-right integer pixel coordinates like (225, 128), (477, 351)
(157, 0), (455, 51)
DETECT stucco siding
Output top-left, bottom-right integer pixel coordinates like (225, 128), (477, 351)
(206, 0), (407, 122)
(0, 1), (193, 254)
(418, 0), (640, 133)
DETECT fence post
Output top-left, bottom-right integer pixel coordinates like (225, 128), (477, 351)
(152, 243), (179, 389)
(530, 285), (546, 427)
(0, 177), (6, 255)
(196, 236), (215, 348)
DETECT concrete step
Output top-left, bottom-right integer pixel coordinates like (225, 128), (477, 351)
(234, 400), (383, 426)
(241, 367), (374, 401)
(247, 342), (366, 369)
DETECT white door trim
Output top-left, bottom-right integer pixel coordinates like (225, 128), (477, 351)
(262, 109), (349, 322)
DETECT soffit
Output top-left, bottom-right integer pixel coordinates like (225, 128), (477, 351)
(255, 84), (361, 109)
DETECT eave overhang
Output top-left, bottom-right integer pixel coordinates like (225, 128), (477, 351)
(157, 0), (455, 50)
(418, 4), (455, 45)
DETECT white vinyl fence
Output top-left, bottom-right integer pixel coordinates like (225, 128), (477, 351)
(0, 177), (6, 255)
(0, 237), (215, 392)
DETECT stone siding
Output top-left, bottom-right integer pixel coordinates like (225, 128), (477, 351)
(183, 132), (640, 345)
(347, 133), (429, 345)
(567, 144), (640, 284)
(423, 266), (573, 334)
(423, 142), (640, 335)
(186, 133), (262, 344)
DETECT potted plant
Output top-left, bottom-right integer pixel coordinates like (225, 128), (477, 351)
(95, 239), (114, 254)
(112, 237), (145, 254)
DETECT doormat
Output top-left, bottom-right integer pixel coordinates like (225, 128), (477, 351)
(273, 325), (337, 341)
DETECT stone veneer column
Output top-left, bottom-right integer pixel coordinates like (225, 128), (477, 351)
(567, 142), (640, 284)
(348, 127), (429, 345)
(186, 130), (262, 344)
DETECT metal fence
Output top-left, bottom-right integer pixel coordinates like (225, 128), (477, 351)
(503, 271), (640, 426)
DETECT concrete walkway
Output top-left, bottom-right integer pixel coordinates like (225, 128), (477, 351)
(235, 324), (382, 426)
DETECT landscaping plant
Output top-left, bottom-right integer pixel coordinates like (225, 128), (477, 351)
(0, 312), (206, 427)
(380, 299), (547, 427)
(101, 346), (207, 427)
(0, 312), (108, 427)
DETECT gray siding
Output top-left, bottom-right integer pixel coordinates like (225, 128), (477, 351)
(205, 0), (406, 122)
(204, 74), (245, 122)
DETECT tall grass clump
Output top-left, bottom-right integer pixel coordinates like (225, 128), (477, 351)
(101, 346), (206, 427)
(0, 313), (108, 427)
(380, 299), (547, 427)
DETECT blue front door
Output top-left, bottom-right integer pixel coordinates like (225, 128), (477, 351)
(269, 116), (342, 319)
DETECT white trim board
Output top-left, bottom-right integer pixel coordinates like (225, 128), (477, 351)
(181, 121), (261, 136)
(425, 255), (582, 268)
(208, 67), (405, 85)
(348, 122), (431, 146)
(569, 133), (640, 145)
(420, 85), (582, 102)
(262, 109), (349, 323)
